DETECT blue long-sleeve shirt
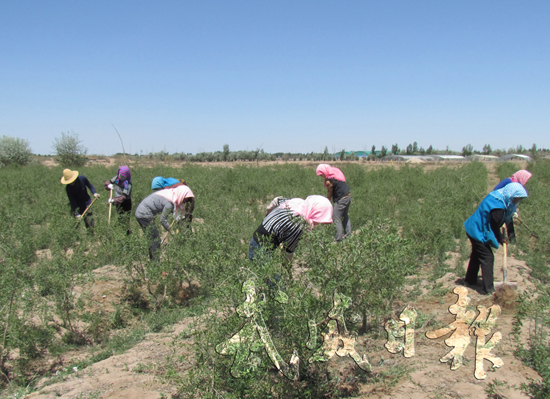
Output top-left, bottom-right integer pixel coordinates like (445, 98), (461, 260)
(66, 175), (97, 215)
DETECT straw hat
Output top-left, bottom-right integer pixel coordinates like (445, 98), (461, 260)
(60, 169), (79, 184)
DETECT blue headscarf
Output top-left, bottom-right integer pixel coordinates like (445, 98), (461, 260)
(151, 176), (181, 190)
(489, 182), (528, 222)
(489, 182), (528, 209)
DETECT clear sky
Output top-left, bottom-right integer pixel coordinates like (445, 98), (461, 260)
(1, 1), (548, 156)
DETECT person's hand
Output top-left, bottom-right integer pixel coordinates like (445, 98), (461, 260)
(107, 184), (114, 190)
(108, 198), (115, 204)
(513, 212), (519, 219)
(94, 193), (100, 199)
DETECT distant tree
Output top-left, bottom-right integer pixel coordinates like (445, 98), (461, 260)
(53, 131), (87, 167)
(406, 144), (413, 155)
(426, 145), (433, 155)
(419, 147), (425, 155)
(371, 145), (376, 154)
(323, 146), (330, 161)
(413, 141), (419, 153)
(380, 146), (388, 158)
(482, 144), (492, 155)
(462, 144), (474, 157)
(391, 144), (399, 155)
(530, 143), (538, 159)
(340, 149), (346, 161)
(516, 145), (524, 153)
(0, 136), (32, 167)
(223, 144), (230, 161)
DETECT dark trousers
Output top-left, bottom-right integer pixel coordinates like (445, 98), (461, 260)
(465, 235), (495, 293)
(136, 217), (160, 261)
(77, 205), (95, 229)
(115, 199), (132, 235)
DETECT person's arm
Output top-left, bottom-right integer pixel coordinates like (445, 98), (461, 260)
(113, 182), (132, 204)
(326, 180), (334, 202)
(160, 202), (174, 231)
(506, 220), (516, 243)
(266, 196), (284, 215)
(490, 209), (506, 243)
(84, 176), (99, 198)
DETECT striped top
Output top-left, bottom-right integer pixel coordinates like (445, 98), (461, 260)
(253, 197), (306, 254)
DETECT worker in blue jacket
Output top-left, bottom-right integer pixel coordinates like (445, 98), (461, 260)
(463, 183), (528, 294)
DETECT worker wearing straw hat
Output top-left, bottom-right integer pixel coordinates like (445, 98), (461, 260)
(61, 168), (100, 229)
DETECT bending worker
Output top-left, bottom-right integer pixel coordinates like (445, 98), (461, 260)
(316, 163), (351, 242)
(135, 185), (195, 260)
(60, 168), (100, 229)
(249, 195), (333, 262)
(463, 183), (528, 295)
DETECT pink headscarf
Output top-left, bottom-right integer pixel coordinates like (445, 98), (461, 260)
(279, 195), (333, 226)
(510, 170), (532, 186)
(156, 185), (194, 211)
(316, 164), (346, 187)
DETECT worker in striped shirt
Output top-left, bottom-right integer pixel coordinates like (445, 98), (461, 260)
(248, 195), (333, 262)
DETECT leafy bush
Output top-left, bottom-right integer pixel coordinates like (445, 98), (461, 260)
(513, 284), (550, 398)
(0, 135), (32, 167)
(52, 131), (87, 167)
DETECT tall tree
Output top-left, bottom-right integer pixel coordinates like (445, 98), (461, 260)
(462, 144), (474, 157)
(223, 144), (230, 161)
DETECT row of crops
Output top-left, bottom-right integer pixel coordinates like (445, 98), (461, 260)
(0, 161), (549, 397)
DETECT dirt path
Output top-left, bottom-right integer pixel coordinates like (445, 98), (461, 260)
(27, 319), (193, 399)
(23, 252), (540, 399)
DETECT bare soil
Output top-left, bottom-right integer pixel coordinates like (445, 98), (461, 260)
(21, 159), (539, 398)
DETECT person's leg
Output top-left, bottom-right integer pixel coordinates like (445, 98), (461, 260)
(248, 237), (262, 260)
(148, 226), (161, 260)
(117, 199), (132, 235)
(333, 201), (345, 242)
(137, 217), (160, 260)
(341, 195), (352, 239)
(478, 243), (495, 294)
(465, 236), (481, 285)
(78, 205), (95, 229)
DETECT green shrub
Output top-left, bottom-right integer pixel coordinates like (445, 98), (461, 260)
(52, 131), (87, 167)
(0, 135), (32, 166)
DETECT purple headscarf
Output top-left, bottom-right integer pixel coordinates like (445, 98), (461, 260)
(115, 166), (131, 190)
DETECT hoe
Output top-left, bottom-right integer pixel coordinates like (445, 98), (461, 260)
(494, 225), (518, 291)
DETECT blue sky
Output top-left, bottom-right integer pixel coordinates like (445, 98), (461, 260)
(1, 1), (548, 155)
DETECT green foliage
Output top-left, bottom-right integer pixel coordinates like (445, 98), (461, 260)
(52, 131), (87, 167)
(513, 285), (550, 398)
(1, 160), (547, 395)
(0, 136), (32, 167)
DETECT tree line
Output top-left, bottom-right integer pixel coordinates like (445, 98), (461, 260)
(0, 132), (547, 167)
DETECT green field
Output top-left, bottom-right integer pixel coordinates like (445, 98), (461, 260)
(0, 161), (549, 398)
